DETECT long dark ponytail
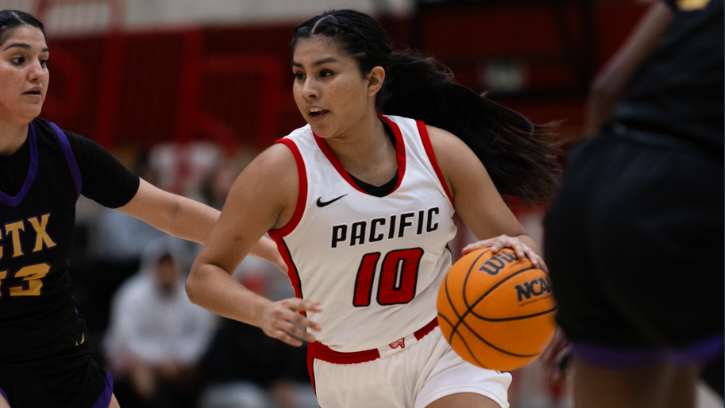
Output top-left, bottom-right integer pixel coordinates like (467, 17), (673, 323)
(0, 10), (45, 46)
(292, 9), (561, 206)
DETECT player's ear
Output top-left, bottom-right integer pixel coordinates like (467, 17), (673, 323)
(367, 66), (385, 97)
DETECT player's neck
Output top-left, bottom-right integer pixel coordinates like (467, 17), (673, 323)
(326, 116), (397, 185)
(0, 121), (29, 156)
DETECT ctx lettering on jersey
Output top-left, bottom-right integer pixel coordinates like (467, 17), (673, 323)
(331, 207), (440, 248)
(514, 276), (553, 302)
(0, 214), (57, 260)
(478, 251), (518, 275)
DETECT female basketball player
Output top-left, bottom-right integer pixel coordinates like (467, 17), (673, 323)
(187, 9), (560, 408)
(0, 10), (282, 408)
(544, 0), (723, 407)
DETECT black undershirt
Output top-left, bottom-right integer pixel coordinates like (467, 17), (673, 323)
(347, 120), (399, 198)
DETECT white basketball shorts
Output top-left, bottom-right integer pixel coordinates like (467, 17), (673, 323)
(312, 326), (512, 408)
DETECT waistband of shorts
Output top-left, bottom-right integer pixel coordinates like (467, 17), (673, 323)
(309, 318), (439, 364)
(571, 332), (725, 369)
(606, 121), (719, 159)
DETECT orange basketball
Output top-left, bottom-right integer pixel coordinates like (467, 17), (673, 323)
(437, 247), (557, 371)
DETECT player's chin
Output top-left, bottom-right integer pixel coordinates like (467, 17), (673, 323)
(308, 122), (335, 139)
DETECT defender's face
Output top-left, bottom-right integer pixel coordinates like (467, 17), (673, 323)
(0, 25), (49, 125)
(292, 36), (376, 139)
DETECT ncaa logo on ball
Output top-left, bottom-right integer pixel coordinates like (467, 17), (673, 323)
(514, 276), (553, 304)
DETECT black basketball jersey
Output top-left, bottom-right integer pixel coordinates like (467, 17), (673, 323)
(0, 118), (139, 360)
(612, 0), (724, 149)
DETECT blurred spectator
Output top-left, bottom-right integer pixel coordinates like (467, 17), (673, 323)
(150, 141), (223, 202)
(104, 236), (216, 408)
(199, 272), (317, 408)
(200, 158), (243, 210)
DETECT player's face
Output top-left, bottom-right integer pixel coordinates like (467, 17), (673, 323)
(292, 36), (377, 139)
(0, 25), (49, 125)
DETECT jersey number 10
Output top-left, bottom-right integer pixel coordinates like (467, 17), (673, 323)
(353, 248), (424, 307)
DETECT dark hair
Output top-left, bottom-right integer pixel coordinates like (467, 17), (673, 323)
(292, 9), (561, 205)
(0, 10), (46, 46)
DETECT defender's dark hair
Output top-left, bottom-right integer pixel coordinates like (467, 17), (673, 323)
(0, 10), (45, 46)
(292, 9), (561, 205)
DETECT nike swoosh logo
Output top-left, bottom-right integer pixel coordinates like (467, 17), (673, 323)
(317, 194), (347, 207)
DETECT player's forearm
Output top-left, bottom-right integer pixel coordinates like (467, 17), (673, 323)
(248, 237), (287, 273)
(185, 261), (271, 327)
(583, 2), (673, 136)
(160, 195), (220, 243)
(119, 179), (220, 244)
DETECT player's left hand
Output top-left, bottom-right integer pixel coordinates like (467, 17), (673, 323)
(462, 234), (548, 272)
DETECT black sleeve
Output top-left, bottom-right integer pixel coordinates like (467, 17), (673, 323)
(65, 132), (140, 208)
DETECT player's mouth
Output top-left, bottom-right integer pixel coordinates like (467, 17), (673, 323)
(308, 107), (329, 120)
(23, 88), (43, 98)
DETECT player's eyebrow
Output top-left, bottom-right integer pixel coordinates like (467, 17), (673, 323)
(3, 43), (49, 53)
(291, 57), (340, 68)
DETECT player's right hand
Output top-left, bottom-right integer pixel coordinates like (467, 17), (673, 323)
(259, 297), (323, 346)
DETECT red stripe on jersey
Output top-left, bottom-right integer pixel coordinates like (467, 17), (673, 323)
(271, 237), (304, 303)
(380, 114), (407, 193)
(309, 341), (381, 364)
(417, 121), (455, 207)
(307, 351), (317, 394)
(269, 139), (307, 305)
(269, 138), (307, 238)
(414, 317), (439, 340)
(312, 114), (407, 197)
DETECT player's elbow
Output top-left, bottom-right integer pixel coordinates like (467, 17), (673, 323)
(588, 73), (624, 106)
(185, 266), (203, 305)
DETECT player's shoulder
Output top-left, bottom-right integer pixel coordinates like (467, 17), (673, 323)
(30, 116), (56, 140)
(244, 132), (304, 183)
(31, 117), (87, 147)
(424, 124), (473, 160)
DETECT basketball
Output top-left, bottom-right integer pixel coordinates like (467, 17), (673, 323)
(437, 247), (557, 371)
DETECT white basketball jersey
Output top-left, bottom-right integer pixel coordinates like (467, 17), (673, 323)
(269, 115), (457, 353)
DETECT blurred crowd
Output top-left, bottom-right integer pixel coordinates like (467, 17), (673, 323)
(69, 141), (317, 408)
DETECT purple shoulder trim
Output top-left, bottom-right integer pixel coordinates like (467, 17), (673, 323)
(572, 333), (724, 369)
(0, 386), (7, 403)
(91, 372), (114, 408)
(50, 122), (82, 196)
(0, 123), (39, 207)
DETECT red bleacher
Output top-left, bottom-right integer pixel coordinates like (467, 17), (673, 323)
(37, 1), (651, 151)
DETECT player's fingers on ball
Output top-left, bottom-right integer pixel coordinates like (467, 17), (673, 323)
(511, 242), (527, 258)
(537, 257), (549, 273)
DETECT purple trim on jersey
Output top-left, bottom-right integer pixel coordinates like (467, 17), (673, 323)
(0, 386), (7, 403)
(50, 122), (82, 196)
(0, 122), (39, 207)
(572, 333), (724, 369)
(91, 372), (114, 408)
